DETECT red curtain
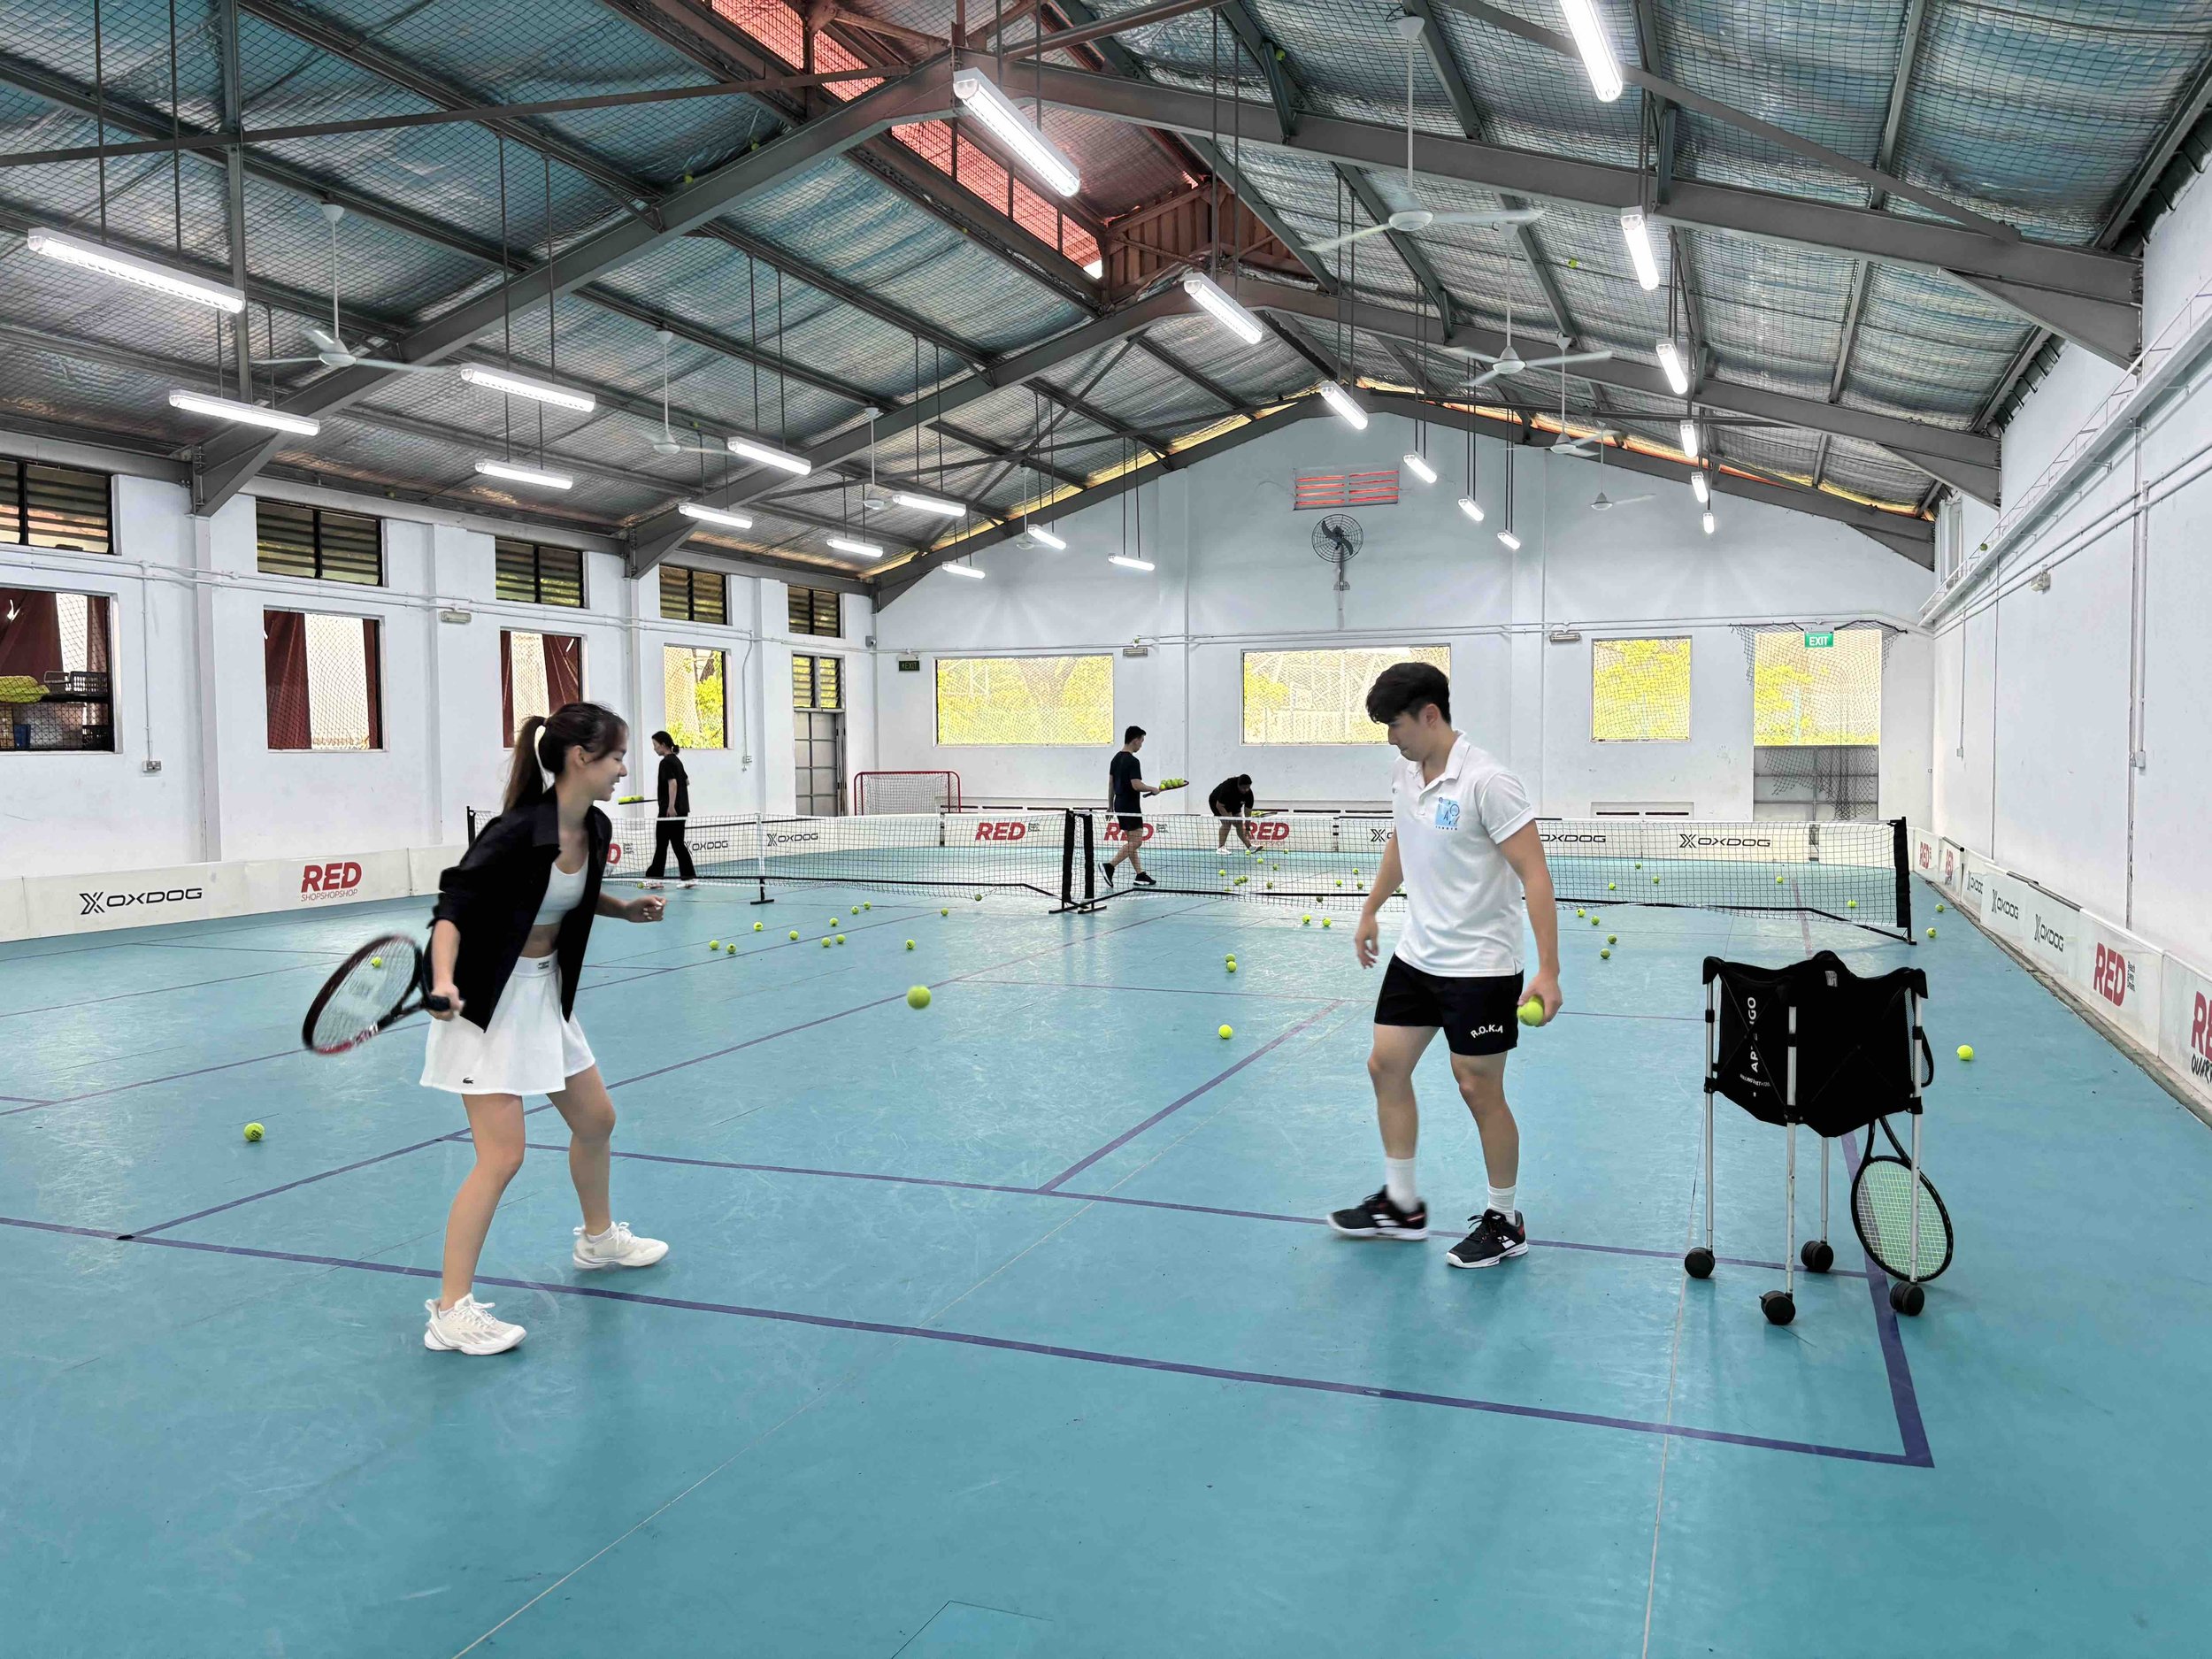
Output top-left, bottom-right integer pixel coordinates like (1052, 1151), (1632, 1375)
(545, 633), (582, 710)
(0, 589), (61, 680)
(264, 610), (310, 749)
(84, 595), (111, 674)
(499, 629), (517, 745)
(362, 618), (383, 750)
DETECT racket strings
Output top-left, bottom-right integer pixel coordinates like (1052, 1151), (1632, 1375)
(1852, 1157), (1953, 1282)
(311, 947), (421, 1051)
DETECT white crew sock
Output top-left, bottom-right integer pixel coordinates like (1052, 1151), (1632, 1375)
(1384, 1156), (1418, 1210)
(583, 1224), (614, 1242)
(1487, 1185), (1517, 1222)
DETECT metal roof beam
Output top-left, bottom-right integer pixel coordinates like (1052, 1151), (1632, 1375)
(1131, 333), (1243, 411)
(1020, 62), (2140, 361)
(185, 63), (951, 515)
(1831, 0), (1929, 403)
(929, 418), (1090, 489)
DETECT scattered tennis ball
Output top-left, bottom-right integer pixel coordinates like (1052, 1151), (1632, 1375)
(1265, 881), (1273, 889)
(1321, 918), (1333, 929)
(1956, 1043), (1974, 1062)
(974, 894), (983, 902)
(1927, 926), (1938, 939)
(905, 940), (915, 950)
(753, 922), (763, 933)
(1635, 862), (1642, 869)
(1218, 1024), (1233, 1040)
(1219, 869), (1228, 878)
(907, 985), (932, 1010)
(831, 918), (841, 926)
(788, 930), (800, 941)
(725, 944), (735, 956)
(941, 908), (949, 917)
(1606, 883), (1615, 891)
(821, 937), (832, 949)
(1517, 998), (1545, 1026)
(1778, 875), (1786, 885)
(1302, 915), (1311, 926)
(368, 955), (382, 968)
(1227, 961), (1238, 973)
(708, 939), (721, 950)
(1576, 908), (1586, 918)
(1591, 916), (1601, 926)
(1600, 948), (1611, 960)
(1848, 899), (1859, 909)
(1607, 933), (1617, 945)
(1225, 953), (1235, 964)
(1653, 876), (1661, 885)
(863, 902), (872, 910)
(1334, 879), (1343, 887)
(242, 1122), (264, 1142)
(836, 934), (847, 945)
(1936, 902), (1947, 913)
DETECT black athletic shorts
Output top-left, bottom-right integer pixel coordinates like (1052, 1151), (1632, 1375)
(1116, 812), (1144, 836)
(1375, 956), (1525, 1056)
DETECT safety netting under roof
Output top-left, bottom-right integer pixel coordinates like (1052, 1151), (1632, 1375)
(1843, 265), (2032, 426)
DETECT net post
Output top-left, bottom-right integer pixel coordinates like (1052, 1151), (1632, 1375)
(1890, 817), (1914, 940)
(749, 812), (773, 906)
(466, 808), (480, 846)
(1055, 809), (1078, 913)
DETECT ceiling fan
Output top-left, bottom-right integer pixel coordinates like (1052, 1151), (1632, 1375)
(647, 329), (723, 457)
(1306, 14), (1544, 254)
(1458, 297), (1613, 386)
(261, 204), (441, 374)
(1574, 426), (1652, 505)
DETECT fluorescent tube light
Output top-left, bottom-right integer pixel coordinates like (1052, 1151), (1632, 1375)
(952, 65), (1080, 198)
(1701, 511), (1717, 535)
(1496, 529), (1522, 551)
(1318, 380), (1368, 431)
(474, 458), (572, 490)
(943, 561), (987, 579)
(826, 534), (883, 558)
(1402, 451), (1438, 485)
(1691, 469), (1709, 505)
(1679, 419), (1701, 460)
(166, 390), (319, 436)
(1456, 494), (1486, 523)
(1108, 555), (1155, 572)
(1180, 270), (1264, 346)
(1656, 338), (1689, 396)
(1558, 0), (1624, 102)
(29, 227), (244, 312)
(726, 434), (813, 476)
(459, 365), (595, 413)
(893, 490), (964, 518)
(679, 502), (753, 529)
(1620, 210), (1662, 291)
(1083, 258), (1104, 280)
(1026, 523), (1068, 550)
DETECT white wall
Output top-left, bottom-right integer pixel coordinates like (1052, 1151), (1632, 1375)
(0, 465), (871, 879)
(872, 411), (1934, 820)
(1930, 159), (2212, 964)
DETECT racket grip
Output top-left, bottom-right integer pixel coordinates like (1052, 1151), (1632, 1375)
(424, 993), (452, 1014)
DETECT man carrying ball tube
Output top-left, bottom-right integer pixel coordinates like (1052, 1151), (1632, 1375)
(1329, 661), (1563, 1270)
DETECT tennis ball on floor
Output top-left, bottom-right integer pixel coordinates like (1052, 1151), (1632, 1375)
(907, 985), (932, 1010)
(1302, 915), (1311, 926)
(1227, 962), (1238, 973)
(822, 937), (832, 949)
(753, 922), (763, 932)
(1517, 998), (1545, 1026)
(1848, 899), (1859, 909)
(1956, 1043), (1974, 1062)
(1576, 908), (1586, 918)
(1219, 869), (1228, 878)
(1265, 881), (1273, 889)
(835, 934), (845, 945)
(1606, 883), (1615, 892)
(974, 895), (984, 902)
(787, 930), (799, 941)
(708, 940), (721, 950)
(1936, 902), (1947, 913)
(1591, 916), (1601, 926)
(1926, 926), (1938, 939)
(905, 940), (915, 950)
(1218, 1024), (1233, 1040)
(1778, 875), (1786, 885)
(242, 1122), (264, 1142)
(863, 902), (872, 911)
(1321, 918), (1333, 929)
(368, 955), (382, 968)
(1653, 876), (1661, 885)
(725, 945), (735, 956)
(1607, 933), (1617, 945)
(831, 918), (841, 926)
(1635, 862), (1643, 869)
(941, 908), (949, 917)
(1600, 948), (1611, 960)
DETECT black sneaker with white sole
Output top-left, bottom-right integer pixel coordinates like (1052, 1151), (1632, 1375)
(1133, 871), (1156, 887)
(1328, 1187), (1430, 1240)
(1101, 860), (1118, 888)
(1446, 1208), (1528, 1268)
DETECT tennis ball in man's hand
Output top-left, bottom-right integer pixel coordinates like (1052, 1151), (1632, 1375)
(1218, 1025), (1233, 1040)
(1517, 999), (1545, 1026)
(1956, 1043), (1974, 1062)
(908, 985), (932, 1010)
(242, 1123), (264, 1142)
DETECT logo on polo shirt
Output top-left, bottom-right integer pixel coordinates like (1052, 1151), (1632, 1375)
(1434, 798), (1461, 831)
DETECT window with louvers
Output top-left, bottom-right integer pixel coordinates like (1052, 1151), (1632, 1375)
(660, 565), (727, 625)
(3, 458), (111, 554)
(255, 500), (382, 585)
(787, 585), (841, 637)
(792, 654), (841, 710)
(495, 539), (585, 608)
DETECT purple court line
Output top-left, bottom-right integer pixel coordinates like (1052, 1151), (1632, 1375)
(961, 975), (1334, 1003)
(3, 1045), (303, 1117)
(0, 961), (325, 1022)
(0, 1215), (1925, 1467)
(0, 1094), (51, 1104)
(1039, 1000), (1350, 1192)
(124, 1132), (467, 1239)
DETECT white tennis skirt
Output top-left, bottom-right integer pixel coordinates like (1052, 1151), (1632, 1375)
(420, 953), (595, 1097)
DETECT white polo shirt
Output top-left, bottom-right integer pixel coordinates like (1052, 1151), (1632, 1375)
(1389, 734), (1538, 978)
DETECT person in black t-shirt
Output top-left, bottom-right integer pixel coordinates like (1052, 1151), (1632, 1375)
(1209, 773), (1257, 850)
(640, 730), (696, 888)
(1102, 725), (1159, 889)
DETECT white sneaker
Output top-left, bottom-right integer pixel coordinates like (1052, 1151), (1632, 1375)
(679, 879), (699, 889)
(572, 1221), (669, 1271)
(423, 1294), (526, 1355)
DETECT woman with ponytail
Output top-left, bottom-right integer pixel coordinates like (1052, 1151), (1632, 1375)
(419, 702), (669, 1356)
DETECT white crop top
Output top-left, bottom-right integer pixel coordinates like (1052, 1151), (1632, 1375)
(533, 860), (588, 927)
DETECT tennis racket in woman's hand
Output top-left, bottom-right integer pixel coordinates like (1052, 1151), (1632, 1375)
(303, 933), (453, 1055)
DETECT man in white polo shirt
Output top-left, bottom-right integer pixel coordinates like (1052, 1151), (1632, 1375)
(1329, 661), (1563, 1269)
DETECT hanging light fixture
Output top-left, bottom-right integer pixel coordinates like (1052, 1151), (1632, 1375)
(1701, 510), (1717, 535)
(1679, 418), (1701, 460)
(30, 228), (243, 312)
(1319, 380), (1369, 430)
(460, 365), (594, 413)
(1025, 522), (1068, 550)
(1620, 210), (1662, 291)
(952, 65), (1080, 197)
(726, 434), (813, 476)
(826, 534), (884, 558)
(679, 502), (753, 529)
(1181, 271), (1264, 346)
(1691, 468), (1709, 506)
(1402, 449), (1437, 485)
(1558, 0), (1624, 102)
(893, 490), (965, 518)
(474, 458), (572, 490)
(944, 559), (987, 579)
(1458, 420), (1484, 520)
(1496, 449), (1520, 549)
(1656, 338), (1690, 396)
(166, 391), (319, 435)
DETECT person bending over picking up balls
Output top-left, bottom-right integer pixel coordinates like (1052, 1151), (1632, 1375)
(1209, 772), (1259, 851)
(1330, 661), (1563, 1271)
(419, 702), (672, 1356)
(1102, 725), (1161, 889)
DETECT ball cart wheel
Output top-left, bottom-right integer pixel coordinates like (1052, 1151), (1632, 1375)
(1760, 1289), (1796, 1325)
(1800, 1239), (1834, 1274)
(1684, 1247), (1714, 1279)
(1889, 1281), (1925, 1317)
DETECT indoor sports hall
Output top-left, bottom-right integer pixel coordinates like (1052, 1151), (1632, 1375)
(3, 2), (2209, 1655)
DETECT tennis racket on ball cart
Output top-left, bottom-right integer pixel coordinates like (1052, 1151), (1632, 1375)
(302, 933), (451, 1055)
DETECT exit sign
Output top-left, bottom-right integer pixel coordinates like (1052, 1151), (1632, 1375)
(1803, 631), (1835, 648)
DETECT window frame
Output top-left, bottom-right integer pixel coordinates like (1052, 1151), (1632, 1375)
(787, 584), (841, 638)
(792, 651), (842, 711)
(262, 606), (386, 754)
(1, 456), (114, 555)
(933, 653), (1116, 748)
(254, 498), (384, 586)
(1239, 645), (1452, 747)
(0, 582), (119, 754)
(662, 642), (729, 750)
(494, 538), (587, 610)
(1589, 635), (1693, 744)
(660, 564), (728, 626)
(498, 627), (586, 746)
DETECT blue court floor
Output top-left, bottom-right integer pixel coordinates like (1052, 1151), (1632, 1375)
(3, 875), (2208, 1656)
